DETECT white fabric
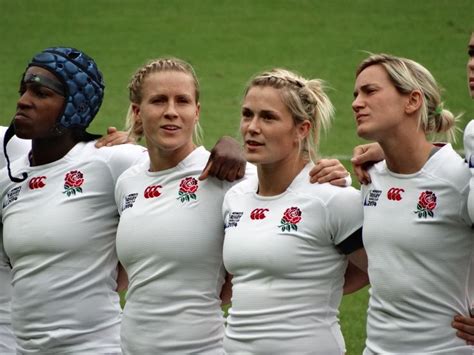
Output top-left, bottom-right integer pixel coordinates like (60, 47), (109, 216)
(0, 126), (30, 354)
(362, 144), (474, 354)
(0, 141), (146, 354)
(222, 163), (363, 355)
(116, 146), (254, 354)
(464, 120), (474, 223)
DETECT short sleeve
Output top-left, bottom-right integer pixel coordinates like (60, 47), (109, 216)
(105, 144), (147, 183)
(325, 187), (364, 246)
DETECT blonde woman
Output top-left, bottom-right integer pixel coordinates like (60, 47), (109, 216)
(351, 53), (472, 354)
(222, 69), (367, 354)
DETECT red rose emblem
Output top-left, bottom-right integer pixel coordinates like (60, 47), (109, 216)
(63, 170), (84, 197)
(65, 170), (84, 188)
(278, 206), (302, 232)
(414, 190), (437, 218)
(418, 191), (436, 211)
(283, 207), (302, 224)
(177, 177), (199, 203)
(180, 177), (198, 193)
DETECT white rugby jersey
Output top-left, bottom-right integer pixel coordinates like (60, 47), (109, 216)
(362, 144), (474, 354)
(222, 163), (363, 355)
(0, 141), (146, 354)
(0, 126), (30, 354)
(464, 120), (474, 223)
(115, 146), (254, 354)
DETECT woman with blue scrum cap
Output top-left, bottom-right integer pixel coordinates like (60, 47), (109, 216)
(0, 46), (147, 353)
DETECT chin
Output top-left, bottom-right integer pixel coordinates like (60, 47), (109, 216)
(356, 127), (372, 141)
(244, 152), (263, 164)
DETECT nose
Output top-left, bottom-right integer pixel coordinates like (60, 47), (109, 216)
(468, 56), (474, 71)
(247, 116), (261, 135)
(17, 90), (33, 110)
(352, 95), (364, 113)
(164, 101), (178, 119)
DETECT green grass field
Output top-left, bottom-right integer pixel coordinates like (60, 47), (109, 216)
(1, 1), (473, 353)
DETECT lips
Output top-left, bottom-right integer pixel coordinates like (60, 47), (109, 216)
(245, 139), (263, 147)
(161, 125), (180, 131)
(355, 113), (368, 123)
(14, 112), (31, 123)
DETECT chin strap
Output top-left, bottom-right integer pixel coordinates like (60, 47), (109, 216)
(3, 122), (28, 183)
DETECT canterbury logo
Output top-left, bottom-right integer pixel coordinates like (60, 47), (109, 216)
(250, 208), (269, 220)
(144, 185), (162, 199)
(29, 176), (46, 190)
(387, 187), (405, 201)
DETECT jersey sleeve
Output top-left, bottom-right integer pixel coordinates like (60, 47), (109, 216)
(105, 144), (147, 183)
(114, 176), (125, 216)
(325, 187), (364, 246)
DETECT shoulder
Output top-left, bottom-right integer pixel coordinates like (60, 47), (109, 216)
(426, 144), (470, 190)
(464, 119), (474, 163)
(289, 163), (361, 206)
(116, 158), (149, 184)
(89, 142), (147, 163)
(224, 174), (258, 199)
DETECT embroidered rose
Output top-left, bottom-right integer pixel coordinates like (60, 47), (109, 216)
(63, 170), (84, 197)
(177, 177), (198, 203)
(414, 190), (436, 218)
(278, 207), (302, 232)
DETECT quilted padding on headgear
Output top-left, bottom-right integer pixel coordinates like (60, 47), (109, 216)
(28, 47), (105, 129)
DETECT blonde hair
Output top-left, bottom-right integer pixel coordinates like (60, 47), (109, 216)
(126, 57), (203, 143)
(356, 53), (459, 142)
(244, 68), (334, 160)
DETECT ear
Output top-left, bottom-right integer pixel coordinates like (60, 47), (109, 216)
(405, 90), (423, 115)
(296, 119), (312, 141)
(194, 102), (201, 124)
(131, 103), (144, 137)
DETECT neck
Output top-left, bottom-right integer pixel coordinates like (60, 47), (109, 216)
(380, 130), (434, 174)
(30, 134), (77, 166)
(147, 142), (197, 172)
(256, 156), (308, 196)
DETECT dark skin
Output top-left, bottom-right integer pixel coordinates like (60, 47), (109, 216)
(15, 66), (77, 166)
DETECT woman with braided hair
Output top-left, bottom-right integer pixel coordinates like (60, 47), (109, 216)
(222, 69), (367, 354)
(114, 57), (259, 354)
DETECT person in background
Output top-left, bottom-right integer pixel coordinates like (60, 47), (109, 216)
(222, 68), (367, 354)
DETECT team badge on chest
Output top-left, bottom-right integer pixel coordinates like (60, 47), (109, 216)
(414, 190), (437, 218)
(177, 177), (199, 203)
(63, 170), (84, 196)
(278, 207), (302, 232)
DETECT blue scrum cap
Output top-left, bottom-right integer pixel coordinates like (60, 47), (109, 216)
(27, 47), (105, 129)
